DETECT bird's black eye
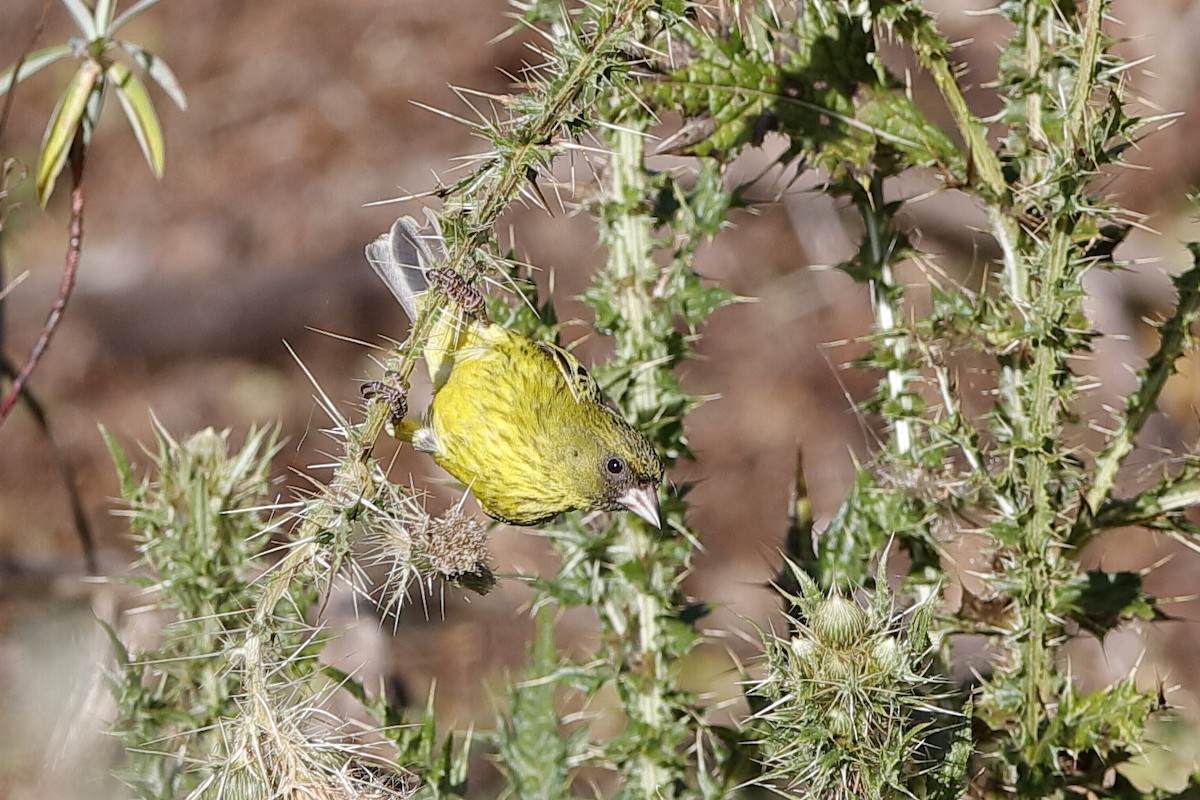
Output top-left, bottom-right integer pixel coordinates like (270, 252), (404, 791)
(606, 457), (625, 475)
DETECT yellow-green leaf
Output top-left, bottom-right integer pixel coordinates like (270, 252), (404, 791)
(94, 0), (117, 35)
(111, 0), (169, 34)
(36, 61), (99, 206)
(0, 44), (73, 96)
(60, 0), (97, 39)
(108, 62), (165, 178)
(118, 42), (187, 110)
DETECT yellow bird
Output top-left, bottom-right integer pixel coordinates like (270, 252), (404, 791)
(365, 214), (664, 528)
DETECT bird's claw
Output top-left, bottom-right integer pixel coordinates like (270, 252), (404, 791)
(429, 267), (486, 320)
(362, 372), (409, 425)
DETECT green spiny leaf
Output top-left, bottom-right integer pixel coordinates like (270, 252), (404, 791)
(100, 424), (136, 497)
(1059, 570), (1162, 636)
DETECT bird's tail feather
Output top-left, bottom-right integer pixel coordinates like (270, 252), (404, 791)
(365, 211), (443, 321)
(366, 212), (462, 388)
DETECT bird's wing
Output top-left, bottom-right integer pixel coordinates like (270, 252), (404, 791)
(534, 341), (604, 405)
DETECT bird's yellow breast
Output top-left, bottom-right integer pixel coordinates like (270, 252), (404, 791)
(426, 324), (602, 525)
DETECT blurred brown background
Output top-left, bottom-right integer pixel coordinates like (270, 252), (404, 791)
(5, 0), (1200, 795)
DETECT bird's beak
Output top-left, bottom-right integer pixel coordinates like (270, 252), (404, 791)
(618, 483), (661, 529)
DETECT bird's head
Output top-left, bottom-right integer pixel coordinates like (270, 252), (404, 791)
(581, 407), (665, 528)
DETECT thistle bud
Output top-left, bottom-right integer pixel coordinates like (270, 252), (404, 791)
(826, 707), (854, 739)
(811, 594), (867, 647)
(790, 635), (818, 674)
(870, 636), (904, 676)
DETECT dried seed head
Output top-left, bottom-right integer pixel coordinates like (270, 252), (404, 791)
(419, 509), (494, 591)
(219, 697), (419, 800)
(362, 492), (495, 608)
(324, 759), (419, 800)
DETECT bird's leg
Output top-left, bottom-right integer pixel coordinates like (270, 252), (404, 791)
(361, 370), (409, 426)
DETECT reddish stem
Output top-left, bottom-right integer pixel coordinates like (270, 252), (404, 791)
(0, 155), (86, 424)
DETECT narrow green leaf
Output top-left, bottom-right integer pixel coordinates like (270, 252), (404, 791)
(59, 0), (98, 39)
(94, 0), (117, 35)
(118, 41), (187, 110)
(36, 61), (99, 205)
(100, 424), (136, 497)
(96, 618), (131, 669)
(108, 62), (165, 178)
(84, 78), (102, 139)
(111, 0), (169, 33)
(0, 44), (73, 96)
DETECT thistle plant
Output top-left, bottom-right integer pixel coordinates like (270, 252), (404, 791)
(103, 422), (288, 799)
(656, 0), (1189, 796)
(748, 560), (968, 799)
(96, 0), (1200, 798)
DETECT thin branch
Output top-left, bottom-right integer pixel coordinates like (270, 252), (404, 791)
(0, 354), (96, 573)
(0, 140), (86, 424)
(0, 2), (93, 571)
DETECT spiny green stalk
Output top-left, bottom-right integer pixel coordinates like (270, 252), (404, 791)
(855, 178), (913, 456)
(988, 0), (1108, 773)
(603, 122), (678, 796)
(1012, 240), (1070, 772)
(1066, 0), (1106, 144)
(883, 2), (1023, 301)
(1092, 476), (1200, 533)
(885, 3), (1006, 202)
(608, 125), (663, 399)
